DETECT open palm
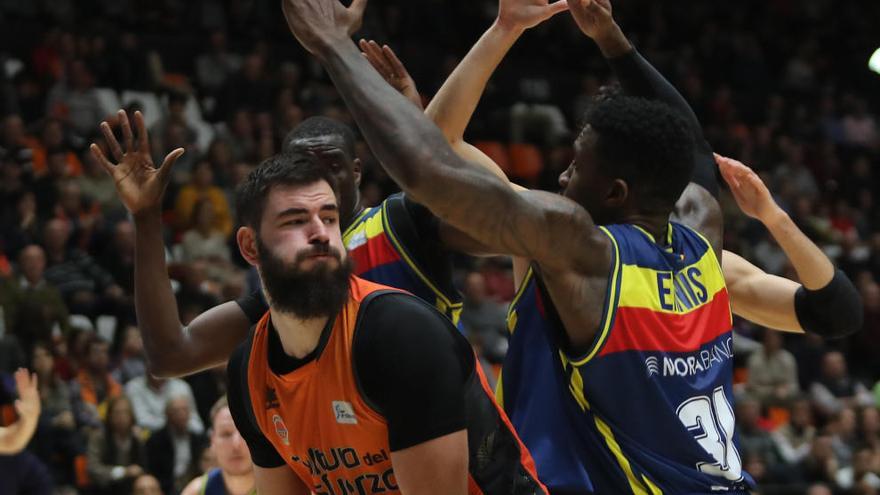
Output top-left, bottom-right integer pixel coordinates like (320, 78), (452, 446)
(498, 0), (569, 30)
(90, 110), (184, 217)
(715, 153), (779, 222)
(569, 0), (614, 38)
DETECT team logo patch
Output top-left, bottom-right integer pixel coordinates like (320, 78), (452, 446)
(272, 414), (290, 445)
(332, 401), (358, 425)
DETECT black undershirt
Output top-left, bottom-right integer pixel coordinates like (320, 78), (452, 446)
(227, 293), (472, 468)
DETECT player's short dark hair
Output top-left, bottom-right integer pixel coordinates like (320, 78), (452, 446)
(235, 152), (339, 230)
(282, 116), (357, 158)
(583, 94), (694, 212)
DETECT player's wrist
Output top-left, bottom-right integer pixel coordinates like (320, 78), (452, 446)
(760, 206), (789, 231)
(491, 17), (527, 38)
(594, 24), (631, 58)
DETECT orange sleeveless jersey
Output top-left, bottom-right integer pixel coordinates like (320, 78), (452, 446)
(246, 276), (546, 495)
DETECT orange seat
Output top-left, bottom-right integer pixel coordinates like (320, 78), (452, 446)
(767, 406), (791, 429)
(473, 141), (511, 174)
(508, 143), (544, 183)
(733, 367), (748, 385)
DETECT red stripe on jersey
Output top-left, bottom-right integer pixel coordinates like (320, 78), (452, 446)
(598, 288), (732, 356)
(349, 233), (401, 275)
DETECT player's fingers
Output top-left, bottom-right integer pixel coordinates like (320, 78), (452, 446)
(547, 0), (570, 16)
(135, 111), (151, 155)
(381, 45), (407, 78)
(100, 121), (125, 161)
(118, 110), (134, 152)
(361, 40), (391, 76)
(368, 41), (393, 74)
(90, 144), (116, 176)
(158, 148), (185, 183)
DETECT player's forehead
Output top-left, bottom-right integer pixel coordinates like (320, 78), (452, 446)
(264, 181), (338, 215)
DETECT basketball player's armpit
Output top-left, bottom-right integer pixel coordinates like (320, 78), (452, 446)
(795, 270), (863, 338)
(355, 295), (469, 452)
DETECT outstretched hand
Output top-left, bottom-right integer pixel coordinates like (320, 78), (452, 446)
(13, 369), (39, 420)
(90, 110), (184, 218)
(715, 153), (782, 223)
(496, 0), (569, 31)
(359, 40), (422, 109)
(569, 0), (615, 39)
(281, 0), (367, 55)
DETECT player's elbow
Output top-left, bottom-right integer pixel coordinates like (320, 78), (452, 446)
(794, 270), (864, 339)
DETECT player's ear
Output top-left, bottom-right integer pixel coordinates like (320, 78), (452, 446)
(237, 226), (259, 267)
(352, 158), (362, 187)
(605, 178), (629, 208)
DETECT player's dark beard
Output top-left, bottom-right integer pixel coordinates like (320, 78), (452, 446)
(256, 237), (353, 319)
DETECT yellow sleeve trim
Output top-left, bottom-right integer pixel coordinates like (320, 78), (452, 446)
(568, 227), (621, 367)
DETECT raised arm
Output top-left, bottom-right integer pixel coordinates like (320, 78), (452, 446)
(716, 154), (862, 337)
(91, 111), (252, 377)
(282, 0), (607, 275)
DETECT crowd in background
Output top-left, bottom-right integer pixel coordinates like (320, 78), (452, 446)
(0, 0), (878, 494)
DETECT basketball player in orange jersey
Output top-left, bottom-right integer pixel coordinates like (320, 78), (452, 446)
(223, 154), (544, 495)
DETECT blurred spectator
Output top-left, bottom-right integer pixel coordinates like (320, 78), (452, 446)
(1, 191), (41, 258)
(180, 397), (254, 495)
(86, 395), (145, 495)
(145, 396), (207, 495)
(772, 397), (818, 465)
(842, 99), (878, 150)
(218, 53), (273, 121)
(195, 31), (241, 98)
(460, 272), (508, 363)
(798, 435), (840, 486)
(736, 395), (781, 466)
(173, 161), (232, 237)
(0, 114), (37, 166)
(77, 148), (122, 215)
(126, 373), (205, 435)
(180, 198), (231, 264)
(99, 220), (136, 297)
(746, 330), (800, 405)
(46, 60), (104, 138)
(0, 245), (69, 356)
(54, 179), (101, 248)
(131, 473), (164, 495)
(806, 483), (833, 495)
(31, 119), (82, 178)
(151, 92), (198, 160)
(829, 407), (859, 468)
(29, 342), (80, 488)
(32, 148), (73, 219)
(836, 447), (880, 492)
(70, 335), (123, 429)
(113, 325), (147, 385)
(810, 351), (875, 418)
(42, 218), (125, 317)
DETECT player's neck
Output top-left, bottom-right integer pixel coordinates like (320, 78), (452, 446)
(269, 308), (330, 359)
(627, 214), (671, 245)
(222, 470), (255, 495)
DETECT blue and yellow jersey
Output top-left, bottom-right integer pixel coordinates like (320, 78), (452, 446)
(500, 222), (755, 494)
(343, 193), (463, 326)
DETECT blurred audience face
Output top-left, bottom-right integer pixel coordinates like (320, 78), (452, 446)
(32, 344), (55, 379)
(861, 407), (880, 437)
(132, 473), (163, 495)
(790, 399), (814, 429)
(121, 326), (143, 356)
(19, 244), (46, 284)
(211, 406), (253, 476)
(193, 162), (214, 188)
(463, 272), (488, 304)
(41, 120), (64, 148)
(47, 151), (69, 178)
(193, 199), (216, 231)
(166, 396), (191, 434)
(762, 330), (783, 354)
(108, 397), (135, 435)
(1, 114), (25, 145)
(806, 484), (833, 495)
(44, 219), (71, 254)
(736, 398), (761, 428)
(836, 407), (858, 437)
(86, 339), (110, 373)
(821, 351), (847, 380)
(58, 180), (82, 213)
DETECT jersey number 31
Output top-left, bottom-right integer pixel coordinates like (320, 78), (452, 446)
(676, 387), (743, 481)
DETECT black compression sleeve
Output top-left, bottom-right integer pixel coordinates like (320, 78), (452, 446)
(236, 291), (269, 325)
(226, 345), (286, 468)
(353, 293), (470, 451)
(607, 49), (719, 198)
(794, 270), (864, 339)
